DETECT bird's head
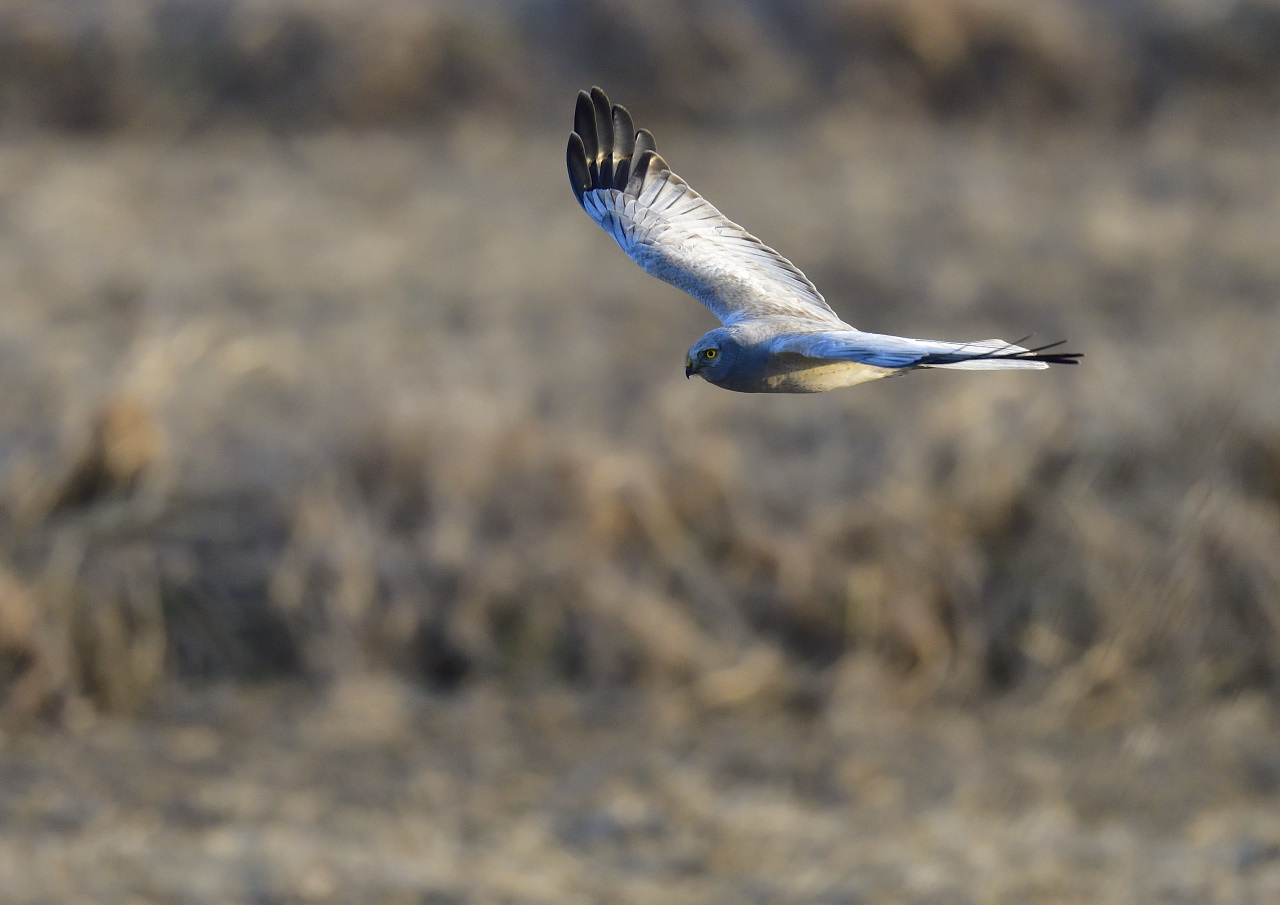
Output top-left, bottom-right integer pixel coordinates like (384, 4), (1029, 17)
(686, 328), (739, 383)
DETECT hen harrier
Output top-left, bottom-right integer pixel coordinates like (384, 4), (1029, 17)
(567, 87), (1080, 393)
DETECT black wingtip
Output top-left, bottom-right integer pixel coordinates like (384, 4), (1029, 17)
(611, 104), (635, 187)
(589, 87), (613, 185)
(626, 148), (658, 195)
(612, 105), (635, 153)
(567, 131), (591, 206)
(633, 128), (656, 160)
(574, 91), (597, 162)
(590, 88), (612, 152)
(569, 88), (664, 202)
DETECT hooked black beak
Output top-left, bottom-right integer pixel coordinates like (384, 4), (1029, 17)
(685, 357), (695, 379)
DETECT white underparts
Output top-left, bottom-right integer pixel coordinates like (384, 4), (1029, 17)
(759, 359), (893, 393)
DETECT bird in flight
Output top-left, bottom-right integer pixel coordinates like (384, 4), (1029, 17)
(567, 87), (1080, 393)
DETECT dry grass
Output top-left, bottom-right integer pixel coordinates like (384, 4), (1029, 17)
(0, 97), (1276, 721)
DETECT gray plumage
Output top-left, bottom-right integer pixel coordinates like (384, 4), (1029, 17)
(566, 87), (1080, 393)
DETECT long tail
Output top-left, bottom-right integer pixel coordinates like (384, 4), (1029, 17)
(914, 337), (1082, 370)
(778, 332), (1083, 371)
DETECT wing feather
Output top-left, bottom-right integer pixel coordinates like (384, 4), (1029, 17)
(567, 87), (842, 327)
(566, 132), (592, 205)
(591, 88), (614, 187)
(611, 105), (635, 185)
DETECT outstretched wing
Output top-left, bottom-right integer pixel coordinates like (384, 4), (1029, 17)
(567, 87), (843, 327)
(769, 331), (1082, 370)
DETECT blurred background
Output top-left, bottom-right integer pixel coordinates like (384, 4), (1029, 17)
(1, 0), (1279, 902)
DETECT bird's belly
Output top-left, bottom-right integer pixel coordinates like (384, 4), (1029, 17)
(758, 359), (893, 393)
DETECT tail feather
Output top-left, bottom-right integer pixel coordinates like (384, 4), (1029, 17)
(918, 337), (1082, 370)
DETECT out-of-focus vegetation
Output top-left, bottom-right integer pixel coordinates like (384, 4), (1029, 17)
(0, 0), (1277, 721)
(1, 0), (1279, 132)
(4, 2), (1280, 902)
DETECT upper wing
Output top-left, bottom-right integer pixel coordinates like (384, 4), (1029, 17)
(567, 87), (844, 327)
(769, 331), (1082, 370)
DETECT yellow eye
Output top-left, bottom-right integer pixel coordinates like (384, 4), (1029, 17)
(703, 348), (717, 360)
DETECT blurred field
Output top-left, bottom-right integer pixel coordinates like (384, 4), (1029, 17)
(1, 1), (1279, 902)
